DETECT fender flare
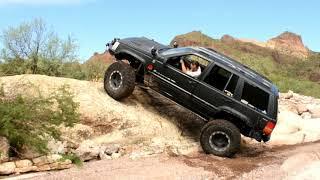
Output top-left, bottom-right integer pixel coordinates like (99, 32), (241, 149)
(116, 49), (146, 64)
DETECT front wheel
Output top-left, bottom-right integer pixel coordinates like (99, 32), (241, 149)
(104, 61), (136, 100)
(200, 119), (241, 157)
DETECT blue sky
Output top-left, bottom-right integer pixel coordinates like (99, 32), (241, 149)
(0, 0), (319, 61)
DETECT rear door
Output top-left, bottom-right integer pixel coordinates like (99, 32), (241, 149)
(191, 64), (241, 118)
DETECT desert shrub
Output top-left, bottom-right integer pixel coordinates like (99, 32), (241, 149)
(37, 59), (64, 76)
(82, 59), (110, 81)
(0, 85), (80, 155)
(0, 59), (30, 76)
(61, 153), (82, 166)
(60, 62), (86, 80)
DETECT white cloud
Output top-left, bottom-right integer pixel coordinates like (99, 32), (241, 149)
(0, 0), (96, 6)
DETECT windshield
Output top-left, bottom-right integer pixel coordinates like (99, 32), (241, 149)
(157, 47), (171, 53)
(159, 48), (188, 56)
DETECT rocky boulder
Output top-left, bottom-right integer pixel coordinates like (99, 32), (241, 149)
(309, 107), (320, 118)
(75, 140), (121, 161)
(75, 140), (103, 161)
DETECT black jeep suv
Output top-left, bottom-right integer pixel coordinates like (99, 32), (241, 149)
(104, 37), (278, 157)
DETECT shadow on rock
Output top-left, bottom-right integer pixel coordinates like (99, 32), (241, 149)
(124, 87), (206, 141)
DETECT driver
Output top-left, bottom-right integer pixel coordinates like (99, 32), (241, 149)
(180, 59), (201, 77)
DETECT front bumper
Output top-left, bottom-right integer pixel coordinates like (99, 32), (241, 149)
(106, 38), (120, 55)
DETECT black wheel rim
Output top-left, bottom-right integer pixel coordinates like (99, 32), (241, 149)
(109, 71), (122, 89)
(209, 131), (230, 152)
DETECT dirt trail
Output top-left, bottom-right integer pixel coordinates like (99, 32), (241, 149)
(8, 141), (319, 180)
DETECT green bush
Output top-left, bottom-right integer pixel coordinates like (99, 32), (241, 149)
(0, 59), (29, 76)
(0, 85), (80, 155)
(60, 62), (86, 80)
(82, 59), (110, 81)
(0, 58), (110, 82)
(61, 153), (82, 166)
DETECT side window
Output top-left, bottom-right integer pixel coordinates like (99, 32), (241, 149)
(166, 56), (182, 69)
(241, 82), (269, 114)
(225, 75), (239, 96)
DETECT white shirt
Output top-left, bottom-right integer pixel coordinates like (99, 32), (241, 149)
(186, 67), (201, 77)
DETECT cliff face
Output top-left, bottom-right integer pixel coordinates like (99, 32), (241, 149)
(86, 51), (114, 64)
(266, 32), (309, 58)
(238, 31), (309, 58)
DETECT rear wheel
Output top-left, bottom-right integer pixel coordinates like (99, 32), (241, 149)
(200, 119), (241, 157)
(104, 61), (135, 100)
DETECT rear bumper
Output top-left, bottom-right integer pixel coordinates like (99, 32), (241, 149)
(262, 134), (271, 142)
(249, 130), (271, 142)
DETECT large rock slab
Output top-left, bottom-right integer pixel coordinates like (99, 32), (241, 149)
(15, 160), (33, 168)
(0, 162), (16, 175)
(281, 152), (319, 172)
(309, 108), (320, 118)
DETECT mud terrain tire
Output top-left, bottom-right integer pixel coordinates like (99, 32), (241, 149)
(200, 119), (241, 157)
(104, 61), (135, 100)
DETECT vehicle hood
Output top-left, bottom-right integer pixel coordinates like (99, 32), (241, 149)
(119, 37), (169, 54)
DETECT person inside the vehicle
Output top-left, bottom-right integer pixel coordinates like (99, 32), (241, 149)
(180, 59), (201, 77)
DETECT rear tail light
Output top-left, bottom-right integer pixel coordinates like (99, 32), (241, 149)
(263, 121), (276, 136)
(146, 64), (154, 71)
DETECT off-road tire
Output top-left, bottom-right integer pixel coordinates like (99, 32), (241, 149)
(104, 61), (135, 100)
(200, 119), (241, 157)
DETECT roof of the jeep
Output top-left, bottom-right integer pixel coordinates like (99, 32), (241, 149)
(164, 46), (279, 95)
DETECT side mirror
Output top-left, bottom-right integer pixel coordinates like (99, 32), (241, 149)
(151, 47), (157, 57)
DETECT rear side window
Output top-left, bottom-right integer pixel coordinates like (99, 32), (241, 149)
(225, 75), (239, 96)
(204, 65), (239, 97)
(241, 82), (269, 114)
(204, 65), (231, 91)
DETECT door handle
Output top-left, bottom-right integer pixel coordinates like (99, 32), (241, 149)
(188, 81), (197, 84)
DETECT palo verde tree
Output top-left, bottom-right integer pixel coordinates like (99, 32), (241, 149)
(0, 18), (78, 74)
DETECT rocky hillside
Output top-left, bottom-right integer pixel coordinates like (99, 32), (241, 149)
(0, 75), (320, 177)
(173, 31), (310, 59)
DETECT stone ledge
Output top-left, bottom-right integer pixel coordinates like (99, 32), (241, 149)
(0, 154), (73, 175)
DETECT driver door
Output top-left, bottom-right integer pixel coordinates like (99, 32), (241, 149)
(155, 54), (209, 109)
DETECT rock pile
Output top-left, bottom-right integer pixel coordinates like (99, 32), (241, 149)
(269, 90), (320, 145)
